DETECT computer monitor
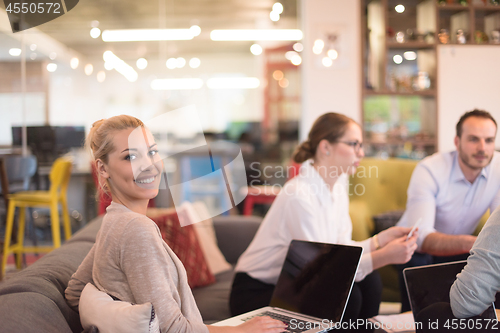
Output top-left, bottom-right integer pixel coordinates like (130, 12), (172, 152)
(11, 126), (22, 146)
(27, 126), (57, 165)
(11, 126), (86, 165)
(54, 126), (86, 152)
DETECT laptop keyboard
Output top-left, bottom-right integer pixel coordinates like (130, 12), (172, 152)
(242, 311), (311, 333)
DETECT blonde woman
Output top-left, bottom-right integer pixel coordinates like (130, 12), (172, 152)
(65, 115), (286, 333)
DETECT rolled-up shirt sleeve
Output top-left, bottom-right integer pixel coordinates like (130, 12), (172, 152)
(450, 207), (500, 318)
(348, 239), (373, 282)
(397, 164), (438, 249)
(489, 189), (500, 214)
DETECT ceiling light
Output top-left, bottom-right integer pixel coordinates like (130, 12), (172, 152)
(91, 20), (99, 28)
(9, 48), (21, 56)
(190, 25), (201, 37)
(327, 49), (339, 59)
(322, 57), (333, 67)
(97, 71), (106, 82)
(270, 12), (280, 22)
(393, 54), (403, 64)
(103, 51), (138, 82)
(403, 51), (417, 60)
(210, 29), (303, 41)
(30, 53), (37, 60)
(314, 39), (325, 49)
(70, 57), (79, 69)
(166, 58), (177, 69)
(90, 27), (101, 38)
(189, 58), (201, 68)
(151, 78), (204, 90)
(104, 62), (114, 70)
(46, 63), (57, 72)
(293, 42), (304, 52)
(84, 64), (93, 75)
(49, 52), (57, 60)
(250, 44), (263, 55)
(207, 77), (260, 89)
(136, 58), (148, 70)
(291, 55), (302, 66)
(395, 5), (405, 13)
(279, 78), (289, 88)
(176, 57), (186, 68)
(30, 44), (36, 51)
(272, 70), (284, 81)
(313, 46), (323, 55)
(102, 29), (195, 42)
(273, 2), (284, 14)
(285, 51), (298, 60)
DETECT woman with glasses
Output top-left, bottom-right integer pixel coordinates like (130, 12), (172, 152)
(230, 112), (418, 322)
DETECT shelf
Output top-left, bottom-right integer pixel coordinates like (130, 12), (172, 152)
(366, 138), (436, 146)
(363, 89), (437, 96)
(386, 41), (436, 49)
(437, 3), (500, 11)
(437, 41), (500, 44)
(437, 4), (473, 10)
(473, 5), (500, 10)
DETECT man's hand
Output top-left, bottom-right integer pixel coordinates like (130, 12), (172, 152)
(421, 232), (476, 256)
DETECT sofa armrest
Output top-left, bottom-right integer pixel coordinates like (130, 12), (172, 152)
(349, 200), (374, 241)
(212, 215), (262, 265)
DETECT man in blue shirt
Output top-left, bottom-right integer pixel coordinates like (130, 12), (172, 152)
(396, 109), (500, 312)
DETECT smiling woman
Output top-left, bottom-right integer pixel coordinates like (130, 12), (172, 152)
(93, 123), (163, 214)
(65, 115), (286, 333)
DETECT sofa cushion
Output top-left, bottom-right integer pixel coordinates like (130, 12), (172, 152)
(148, 209), (216, 288)
(0, 292), (74, 333)
(66, 218), (103, 244)
(80, 283), (160, 333)
(192, 269), (235, 324)
(0, 241), (93, 332)
(212, 216), (262, 265)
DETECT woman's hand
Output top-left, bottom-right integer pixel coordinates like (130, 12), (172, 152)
(236, 316), (288, 333)
(377, 226), (414, 248)
(379, 234), (418, 265)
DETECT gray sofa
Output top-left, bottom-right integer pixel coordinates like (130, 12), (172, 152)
(0, 214), (262, 332)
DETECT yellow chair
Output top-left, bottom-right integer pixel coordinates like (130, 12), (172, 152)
(2, 157), (73, 276)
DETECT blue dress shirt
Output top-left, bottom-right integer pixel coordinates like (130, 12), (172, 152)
(397, 151), (500, 249)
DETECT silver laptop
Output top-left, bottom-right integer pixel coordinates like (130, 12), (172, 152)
(214, 240), (363, 332)
(403, 260), (497, 320)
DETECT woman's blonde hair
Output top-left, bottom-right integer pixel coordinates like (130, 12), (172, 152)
(86, 115), (145, 195)
(292, 112), (355, 164)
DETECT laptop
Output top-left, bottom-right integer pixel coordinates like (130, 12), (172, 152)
(214, 240), (363, 332)
(403, 260), (497, 320)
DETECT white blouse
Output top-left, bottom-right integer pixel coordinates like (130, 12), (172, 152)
(235, 161), (373, 284)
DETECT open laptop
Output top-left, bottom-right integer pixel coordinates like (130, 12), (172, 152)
(403, 260), (497, 320)
(214, 240), (363, 332)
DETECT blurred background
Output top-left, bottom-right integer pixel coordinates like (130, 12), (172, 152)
(1, 0), (500, 224)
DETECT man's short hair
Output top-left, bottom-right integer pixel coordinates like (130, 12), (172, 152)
(456, 109), (497, 138)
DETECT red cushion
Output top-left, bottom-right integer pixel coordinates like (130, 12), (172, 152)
(147, 209), (215, 288)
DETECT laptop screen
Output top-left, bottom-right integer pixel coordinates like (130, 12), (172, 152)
(404, 260), (496, 319)
(269, 240), (363, 323)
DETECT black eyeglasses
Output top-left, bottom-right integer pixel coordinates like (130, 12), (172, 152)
(337, 141), (363, 153)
